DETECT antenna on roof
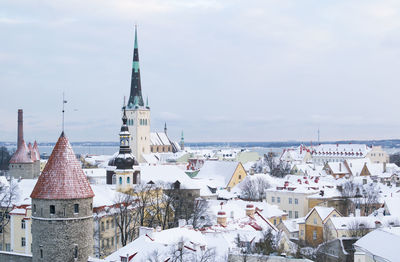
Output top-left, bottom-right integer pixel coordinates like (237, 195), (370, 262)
(317, 127), (320, 144)
(62, 92), (68, 133)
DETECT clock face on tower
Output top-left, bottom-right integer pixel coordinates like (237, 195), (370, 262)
(121, 137), (128, 146)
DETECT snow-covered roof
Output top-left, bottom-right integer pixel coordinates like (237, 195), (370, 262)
(312, 144), (370, 158)
(354, 227), (400, 262)
(326, 162), (350, 174)
(140, 165), (201, 190)
(150, 132), (171, 146)
(384, 197), (400, 217)
(83, 168), (106, 177)
(345, 158), (371, 176)
(105, 227), (207, 262)
(306, 206), (336, 222)
(207, 199), (286, 222)
(281, 218), (303, 233)
(328, 216), (400, 231)
(195, 161), (240, 188)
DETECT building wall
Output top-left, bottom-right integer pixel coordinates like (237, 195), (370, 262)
(94, 215), (125, 258)
(366, 146), (389, 164)
(127, 108), (150, 163)
(8, 162), (36, 179)
(266, 190), (313, 218)
(304, 209), (340, 246)
(227, 163), (247, 190)
(10, 210), (32, 254)
(31, 198), (93, 262)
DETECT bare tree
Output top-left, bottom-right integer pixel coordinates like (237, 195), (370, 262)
(340, 180), (380, 216)
(255, 153), (290, 178)
(347, 220), (371, 238)
(0, 178), (17, 251)
(240, 176), (270, 201)
(113, 191), (140, 247)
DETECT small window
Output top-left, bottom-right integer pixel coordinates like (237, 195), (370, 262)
(21, 220), (26, 229)
(40, 249), (43, 258)
(21, 237), (26, 247)
(314, 218), (317, 225)
(74, 204), (79, 214)
(111, 219), (114, 228)
(50, 205), (55, 215)
(33, 204), (36, 213)
(313, 230), (317, 240)
(289, 198), (292, 204)
(295, 198), (298, 205)
(271, 196), (275, 203)
(289, 211), (292, 218)
(295, 211), (299, 218)
(119, 177), (122, 185)
(101, 221), (105, 231)
(106, 220), (109, 229)
(127, 177), (130, 184)
(277, 197), (280, 203)
(74, 245), (78, 259)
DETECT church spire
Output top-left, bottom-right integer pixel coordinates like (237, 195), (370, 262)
(127, 25), (144, 108)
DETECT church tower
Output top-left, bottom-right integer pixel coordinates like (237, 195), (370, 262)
(126, 26), (150, 162)
(114, 105), (140, 192)
(30, 132), (94, 262)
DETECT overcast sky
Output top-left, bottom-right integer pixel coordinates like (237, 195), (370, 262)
(1, 0), (400, 143)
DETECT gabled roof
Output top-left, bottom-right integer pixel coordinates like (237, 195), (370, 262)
(30, 132), (94, 200)
(305, 206), (337, 223)
(354, 227), (400, 262)
(195, 161), (241, 188)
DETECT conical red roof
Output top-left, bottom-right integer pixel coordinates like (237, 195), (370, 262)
(9, 140), (33, 164)
(30, 132), (94, 200)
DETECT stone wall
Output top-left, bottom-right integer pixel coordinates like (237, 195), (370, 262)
(0, 251), (32, 262)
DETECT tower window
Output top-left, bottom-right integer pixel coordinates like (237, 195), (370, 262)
(33, 204), (36, 213)
(74, 204), (79, 214)
(74, 245), (78, 259)
(50, 205), (55, 215)
(119, 177), (123, 185)
(127, 177), (130, 184)
(40, 249), (43, 258)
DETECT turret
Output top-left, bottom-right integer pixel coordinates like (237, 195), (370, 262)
(30, 132), (94, 262)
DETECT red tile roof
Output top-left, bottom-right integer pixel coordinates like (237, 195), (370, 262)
(9, 140), (33, 164)
(30, 132), (94, 200)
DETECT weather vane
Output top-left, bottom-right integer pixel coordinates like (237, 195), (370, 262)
(62, 92), (67, 132)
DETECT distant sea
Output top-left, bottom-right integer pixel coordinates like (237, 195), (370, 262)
(3, 140), (400, 157)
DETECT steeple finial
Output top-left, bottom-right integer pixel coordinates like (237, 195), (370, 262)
(62, 92), (67, 133)
(134, 24), (138, 49)
(122, 97), (127, 125)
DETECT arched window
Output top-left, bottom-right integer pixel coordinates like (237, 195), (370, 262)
(127, 177), (130, 184)
(74, 245), (78, 259)
(119, 177), (122, 185)
(112, 174), (116, 184)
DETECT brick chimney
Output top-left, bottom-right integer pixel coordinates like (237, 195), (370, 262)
(217, 211), (227, 226)
(246, 204), (255, 217)
(17, 109), (23, 148)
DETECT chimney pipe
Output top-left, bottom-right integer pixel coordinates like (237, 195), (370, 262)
(17, 109), (23, 148)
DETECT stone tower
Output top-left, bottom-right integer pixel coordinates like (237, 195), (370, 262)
(126, 26), (150, 163)
(30, 132), (94, 262)
(9, 109), (40, 179)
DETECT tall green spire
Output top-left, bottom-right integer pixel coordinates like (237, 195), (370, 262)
(127, 25), (144, 108)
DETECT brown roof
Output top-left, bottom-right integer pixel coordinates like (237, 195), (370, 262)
(30, 132), (94, 200)
(9, 140), (33, 164)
